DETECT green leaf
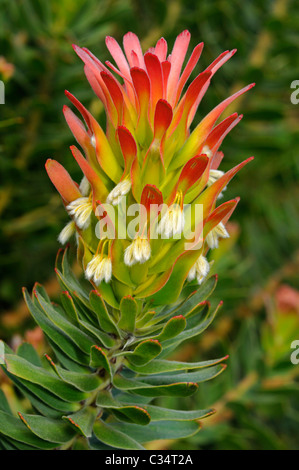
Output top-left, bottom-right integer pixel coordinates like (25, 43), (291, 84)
(60, 291), (81, 326)
(34, 289), (95, 355)
(33, 282), (51, 303)
(161, 301), (223, 354)
(93, 419), (144, 450)
(4, 354), (88, 403)
(2, 368), (68, 418)
(77, 317), (115, 348)
(96, 282), (120, 309)
(88, 437), (118, 450)
(126, 356), (228, 374)
(136, 364), (226, 386)
(72, 292), (99, 327)
(63, 406), (98, 438)
(48, 341), (90, 373)
(113, 375), (198, 397)
(150, 275), (217, 319)
(89, 346), (111, 376)
(96, 392), (151, 425)
(155, 315), (186, 341)
(44, 354), (103, 392)
(2, 342), (79, 414)
(0, 410), (59, 449)
(125, 340), (162, 366)
(142, 405), (215, 421)
(0, 390), (12, 415)
(115, 393), (153, 405)
(118, 296), (138, 332)
(111, 239), (136, 288)
(55, 267), (90, 309)
(179, 274), (218, 314)
(89, 290), (119, 334)
(0, 436), (20, 450)
(145, 250), (203, 305)
(19, 379), (80, 414)
(17, 342), (42, 367)
(18, 413), (76, 444)
(135, 310), (156, 328)
(59, 248), (90, 306)
(109, 420), (200, 442)
(23, 288), (90, 366)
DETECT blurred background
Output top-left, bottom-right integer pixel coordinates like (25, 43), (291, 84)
(0, 0), (298, 450)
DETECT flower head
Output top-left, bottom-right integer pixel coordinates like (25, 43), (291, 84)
(124, 237), (151, 266)
(187, 255), (210, 285)
(66, 197), (93, 230)
(157, 203), (185, 238)
(58, 221), (76, 245)
(106, 179), (131, 206)
(46, 30), (254, 302)
(206, 222), (230, 249)
(85, 253), (112, 285)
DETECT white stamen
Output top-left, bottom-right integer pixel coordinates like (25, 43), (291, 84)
(206, 222), (229, 249)
(85, 254), (112, 284)
(187, 255), (210, 285)
(157, 204), (185, 238)
(58, 221), (76, 245)
(106, 180), (131, 206)
(79, 176), (90, 196)
(202, 145), (213, 159)
(207, 169), (226, 199)
(124, 237), (151, 266)
(207, 169), (224, 186)
(66, 197), (93, 230)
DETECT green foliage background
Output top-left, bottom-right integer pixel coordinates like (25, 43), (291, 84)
(0, 0), (298, 450)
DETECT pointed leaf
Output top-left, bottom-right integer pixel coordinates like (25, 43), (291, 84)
(113, 375), (198, 397)
(63, 406), (98, 438)
(89, 290), (119, 334)
(127, 355), (228, 375)
(118, 296), (138, 332)
(126, 340), (162, 366)
(18, 413), (75, 444)
(89, 346), (112, 376)
(96, 392), (150, 425)
(0, 410), (58, 449)
(110, 420), (200, 443)
(93, 419), (144, 450)
(155, 315), (186, 341)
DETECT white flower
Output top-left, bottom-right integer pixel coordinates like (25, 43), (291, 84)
(202, 145), (213, 159)
(157, 204), (185, 238)
(124, 237), (151, 266)
(206, 222), (229, 249)
(58, 221), (76, 245)
(85, 254), (112, 284)
(79, 176), (90, 196)
(187, 255), (210, 285)
(207, 169), (224, 186)
(106, 179), (131, 206)
(207, 169), (226, 199)
(66, 197), (93, 230)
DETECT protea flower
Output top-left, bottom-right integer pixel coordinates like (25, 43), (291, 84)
(0, 31), (254, 450)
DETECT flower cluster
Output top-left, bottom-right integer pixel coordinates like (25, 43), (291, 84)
(46, 30), (253, 303)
